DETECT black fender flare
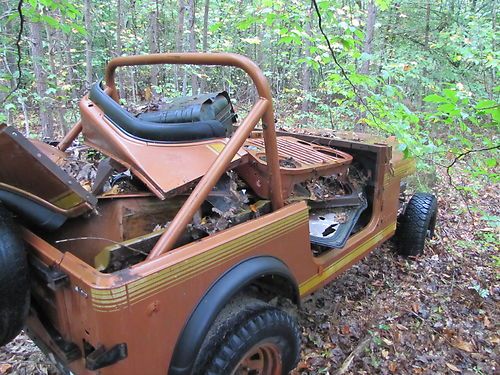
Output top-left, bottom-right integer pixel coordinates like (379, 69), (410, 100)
(168, 256), (299, 375)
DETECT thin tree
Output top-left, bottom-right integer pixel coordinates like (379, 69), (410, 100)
(84, 0), (93, 89)
(175, 0), (186, 92)
(359, 0), (376, 75)
(199, 0), (209, 92)
(149, 0), (160, 89)
(186, 0), (198, 94)
(116, 0), (125, 98)
(301, 4), (313, 113)
(29, 20), (54, 139)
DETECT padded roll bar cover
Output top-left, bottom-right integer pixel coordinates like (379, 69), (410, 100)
(137, 92), (228, 122)
(0, 191), (66, 230)
(89, 83), (227, 142)
(168, 256), (300, 375)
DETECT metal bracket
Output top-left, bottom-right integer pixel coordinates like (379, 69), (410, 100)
(85, 343), (128, 371)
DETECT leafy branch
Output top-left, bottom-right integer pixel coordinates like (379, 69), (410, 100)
(311, 0), (381, 126)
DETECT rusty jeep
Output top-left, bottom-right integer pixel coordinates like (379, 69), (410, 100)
(0, 53), (437, 375)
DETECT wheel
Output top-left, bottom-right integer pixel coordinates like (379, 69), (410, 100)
(0, 204), (30, 346)
(196, 299), (301, 375)
(396, 192), (438, 256)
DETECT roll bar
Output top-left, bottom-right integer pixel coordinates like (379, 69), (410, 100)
(60, 53), (284, 260)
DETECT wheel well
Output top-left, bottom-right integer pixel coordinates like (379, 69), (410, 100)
(169, 256), (299, 375)
(242, 273), (300, 307)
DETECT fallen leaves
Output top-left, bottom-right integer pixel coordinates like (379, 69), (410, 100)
(446, 362), (461, 372)
(451, 337), (474, 353)
(0, 364), (12, 374)
(388, 361), (398, 372)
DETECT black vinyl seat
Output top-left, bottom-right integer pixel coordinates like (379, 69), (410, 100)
(89, 82), (227, 142)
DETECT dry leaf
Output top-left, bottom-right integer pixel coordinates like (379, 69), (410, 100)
(382, 349), (389, 359)
(446, 363), (461, 373)
(0, 364), (12, 374)
(382, 338), (393, 346)
(395, 323), (408, 331)
(490, 336), (500, 345)
(101, 185), (121, 196)
(411, 303), (419, 313)
(451, 338), (473, 353)
(388, 361), (398, 373)
(341, 325), (350, 335)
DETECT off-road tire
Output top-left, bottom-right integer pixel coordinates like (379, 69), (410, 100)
(397, 193), (438, 256)
(200, 301), (301, 375)
(0, 204), (30, 346)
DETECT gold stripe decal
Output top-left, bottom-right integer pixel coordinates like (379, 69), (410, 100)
(92, 209), (309, 311)
(384, 158), (416, 186)
(51, 191), (84, 209)
(299, 221), (396, 296)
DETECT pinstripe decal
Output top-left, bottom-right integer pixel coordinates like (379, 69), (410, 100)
(91, 209), (309, 311)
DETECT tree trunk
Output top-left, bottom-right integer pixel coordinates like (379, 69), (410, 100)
(116, 0), (125, 98)
(149, 0), (160, 88)
(44, 22), (67, 134)
(359, 0), (376, 75)
(187, 0), (198, 94)
(424, 0), (431, 49)
(29, 21), (54, 139)
(84, 0), (93, 89)
(301, 4), (312, 113)
(199, 0), (209, 92)
(0, 29), (17, 127)
(488, 0), (496, 99)
(61, 19), (77, 100)
(175, 0), (186, 92)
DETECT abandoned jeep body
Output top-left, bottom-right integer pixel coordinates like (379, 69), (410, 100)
(0, 53), (434, 375)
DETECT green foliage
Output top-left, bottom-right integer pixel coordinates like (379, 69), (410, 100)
(0, 0), (497, 192)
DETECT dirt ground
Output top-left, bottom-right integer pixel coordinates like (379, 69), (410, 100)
(0, 165), (498, 375)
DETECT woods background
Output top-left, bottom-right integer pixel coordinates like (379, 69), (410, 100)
(0, 0), (497, 162)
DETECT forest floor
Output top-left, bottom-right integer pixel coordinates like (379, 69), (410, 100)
(0, 147), (498, 375)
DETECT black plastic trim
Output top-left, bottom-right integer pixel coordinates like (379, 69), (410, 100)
(29, 255), (69, 291)
(89, 83), (226, 142)
(168, 256), (299, 375)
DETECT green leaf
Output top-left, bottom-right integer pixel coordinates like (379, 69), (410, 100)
(375, 0), (391, 11)
(475, 99), (496, 110)
(423, 94), (446, 103)
(442, 88), (458, 103)
(486, 158), (497, 168)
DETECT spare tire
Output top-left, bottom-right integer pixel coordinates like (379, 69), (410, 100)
(0, 204), (30, 346)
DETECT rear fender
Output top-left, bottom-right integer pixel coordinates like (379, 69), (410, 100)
(168, 256), (299, 375)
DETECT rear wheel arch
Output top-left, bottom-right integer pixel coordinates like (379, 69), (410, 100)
(168, 256), (300, 375)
